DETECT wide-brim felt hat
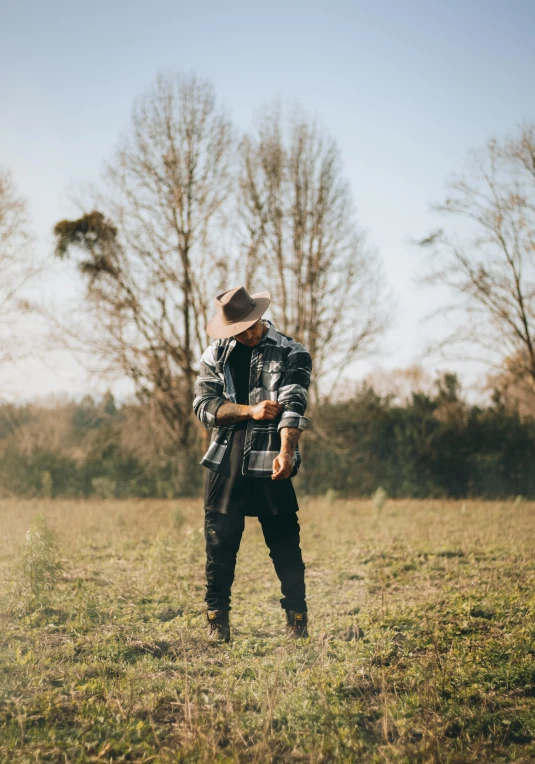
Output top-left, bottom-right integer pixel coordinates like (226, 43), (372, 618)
(206, 285), (271, 339)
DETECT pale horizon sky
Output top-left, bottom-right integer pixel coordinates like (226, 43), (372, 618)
(1, 0), (534, 402)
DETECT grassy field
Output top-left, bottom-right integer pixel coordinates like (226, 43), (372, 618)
(1, 497), (534, 763)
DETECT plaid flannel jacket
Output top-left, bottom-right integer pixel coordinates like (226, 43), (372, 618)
(193, 320), (312, 478)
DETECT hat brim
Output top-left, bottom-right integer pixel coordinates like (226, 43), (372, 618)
(206, 291), (271, 339)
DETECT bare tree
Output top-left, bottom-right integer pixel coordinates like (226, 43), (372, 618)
(0, 167), (35, 367)
(53, 73), (234, 491)
(486, 354), (535, 418)
(238, 103), (389, 402)
(363, 365), (435, 405)
(420, 124), (535, 397)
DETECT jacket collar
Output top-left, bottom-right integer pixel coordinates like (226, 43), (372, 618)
(258, 319), (278, 345)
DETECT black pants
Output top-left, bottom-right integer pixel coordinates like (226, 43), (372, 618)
(204, 509), (307, 612)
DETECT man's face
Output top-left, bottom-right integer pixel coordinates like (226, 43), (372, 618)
(234, 319), (266, 347)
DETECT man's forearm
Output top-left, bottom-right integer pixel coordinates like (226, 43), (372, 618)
(214, 401), (251, 426)
(280, 427), (302, 456)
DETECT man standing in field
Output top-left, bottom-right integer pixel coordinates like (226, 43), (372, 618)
(193, 286), (313, 643)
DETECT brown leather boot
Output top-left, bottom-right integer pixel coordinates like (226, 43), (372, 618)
(207, 609), (230, 643)
(286, 610), (309, 639)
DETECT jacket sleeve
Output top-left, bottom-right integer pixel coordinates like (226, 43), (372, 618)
(192, 344), (227, 429)
(277, 342), (313, 432)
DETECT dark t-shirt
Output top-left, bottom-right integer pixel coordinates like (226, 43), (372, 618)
(228, 340), (253, 430)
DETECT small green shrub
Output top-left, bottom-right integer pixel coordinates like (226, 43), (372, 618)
(39, 470), (54, 498)
(92, 476), (117, 499)
(184, 525), (205, 563)
(372, 486), (388, 512)
(13, 513), (63, 609)
(171, 507), (186, 530)
(325, 488), (340, 505)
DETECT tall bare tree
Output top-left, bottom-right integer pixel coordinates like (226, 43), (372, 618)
(238, 103), (388, 401)
(54, 73), (234, 490)
(486, 353), (535, 418)
(0, 167), (34, 366)
(420, 124), (535, 398)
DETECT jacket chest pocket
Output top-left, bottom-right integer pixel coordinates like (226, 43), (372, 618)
(261, 360), (284, 399)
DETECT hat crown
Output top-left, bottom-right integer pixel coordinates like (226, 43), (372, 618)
(216, 286), (257, 325)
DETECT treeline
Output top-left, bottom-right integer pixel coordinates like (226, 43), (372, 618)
(0, 374), (534, 500)
(302, 374), (535, 500)
(0, 393), (191, 500)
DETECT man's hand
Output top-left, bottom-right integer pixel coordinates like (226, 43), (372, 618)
(272, 426), (301, 480)
(272, 452), (293, 480)
(215, 400), (282, 426)
(250, 400), (282, 421)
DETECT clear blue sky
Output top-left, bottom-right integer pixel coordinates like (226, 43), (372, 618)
(1, 0), (534, 399)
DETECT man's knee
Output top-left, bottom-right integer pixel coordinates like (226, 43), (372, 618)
(205, 512), (243, 554)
